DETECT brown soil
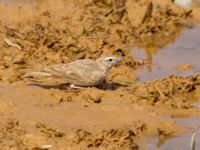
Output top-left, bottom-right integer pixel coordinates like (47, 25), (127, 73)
(0, 0), (200, 149)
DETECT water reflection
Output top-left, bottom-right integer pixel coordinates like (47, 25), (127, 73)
(133, 25), (200, 82)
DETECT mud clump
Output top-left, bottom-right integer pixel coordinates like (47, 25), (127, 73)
(0, 119), (139, 149)
(36, 123), (65, 138)
(132, 75), (200, 108)
(176, 64), (193, 71)
(67, 128), (138, 150)
(0, 119), (27, 150)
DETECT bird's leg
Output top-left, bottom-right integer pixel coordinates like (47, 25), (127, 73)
(70, 84), (85, 89)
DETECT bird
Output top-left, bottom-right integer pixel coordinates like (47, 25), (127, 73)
(172, 0), (200, 9)
(24, 54), (122, 88)
(172, 0), (192, 9)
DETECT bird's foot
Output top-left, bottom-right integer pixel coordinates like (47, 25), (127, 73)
(70, 84), (85, 89)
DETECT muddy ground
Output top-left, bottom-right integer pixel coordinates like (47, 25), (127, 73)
(0, 0), (200, 149)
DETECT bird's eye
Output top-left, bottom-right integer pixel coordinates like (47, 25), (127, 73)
(108, 58), (113, 62)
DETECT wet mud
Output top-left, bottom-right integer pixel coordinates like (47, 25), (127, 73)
(0, 0), (200, 149)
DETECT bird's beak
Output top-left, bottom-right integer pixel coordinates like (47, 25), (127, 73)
(115, 57), (123, 65)
(117, 57), (123, 62)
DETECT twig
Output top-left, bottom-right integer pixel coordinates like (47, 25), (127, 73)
(190, 132), (196, 150)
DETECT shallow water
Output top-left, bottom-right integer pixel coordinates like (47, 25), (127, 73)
(134, 26), (200, 149)
(147, 132), (198, 150)
(133, 25), (200, 82)
(144, 107), (200, 150)
(144, 111), (200, 150)
(148, 120), (200, 150)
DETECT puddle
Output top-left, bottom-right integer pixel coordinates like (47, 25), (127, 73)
(133, 25), (200, 82)
(148, 132), (199, 150)
(133, 26), (200, 149)
(146, 89), (200, 150)
(144, 115), (200, 150)
(147, 119), (200, 150)
(156, 90), (200, 150)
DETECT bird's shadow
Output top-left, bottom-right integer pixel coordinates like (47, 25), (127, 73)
(26, 83), (70, 90)
(97, 82), (122, 90)
(26, 82), (122, 90)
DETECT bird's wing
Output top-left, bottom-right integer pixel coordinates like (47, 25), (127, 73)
(43, 60), (99, 84)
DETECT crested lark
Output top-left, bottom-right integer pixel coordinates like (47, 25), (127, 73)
(24, 54), (122, 88)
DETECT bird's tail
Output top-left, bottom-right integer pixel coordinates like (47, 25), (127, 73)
(23, 72), (52, 78)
